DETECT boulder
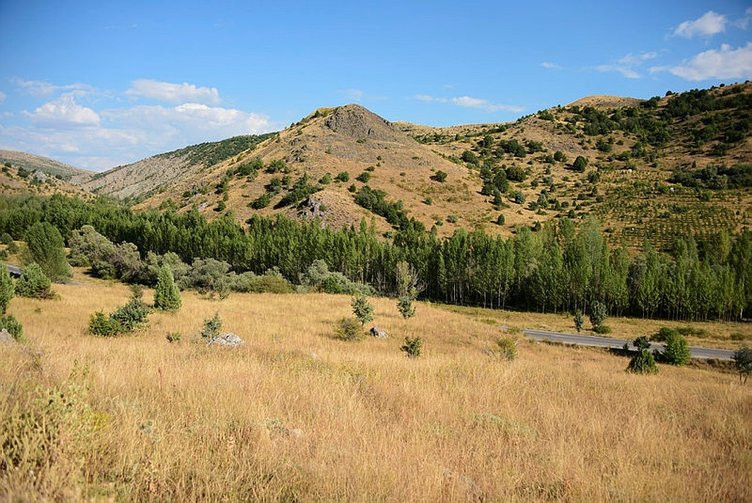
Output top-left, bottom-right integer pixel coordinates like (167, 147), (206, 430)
(0, 329), (15, 344)
(208, 332), (244, 347)
(369, 326), (388, 338)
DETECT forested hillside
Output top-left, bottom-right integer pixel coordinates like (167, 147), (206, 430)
(2, 194), (749, 321)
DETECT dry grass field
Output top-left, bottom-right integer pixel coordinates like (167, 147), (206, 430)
(1, 272), (751, 501)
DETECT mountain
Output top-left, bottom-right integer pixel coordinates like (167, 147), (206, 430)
(81, 134), (274, 200)
(134, 83), (751, 247)
(5, 82), (750, 249)
(0, 149), (92, 181)
(0, 163), (91, 198)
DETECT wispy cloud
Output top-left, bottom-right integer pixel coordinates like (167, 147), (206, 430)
(125, 79), (220, 105)
(596, 51), (658, 79)
(673, 11), (726, 38)
(651, 42), (752, 81)
(13, 78), (96, 98)
(415, 94), (523, 113)
(735, 7), (752, 29)
(541, 61), (561, 70)
(342, 88), (364, 101)
(0, 91), (6, 104)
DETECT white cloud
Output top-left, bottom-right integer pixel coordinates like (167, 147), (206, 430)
(596, 51), (658, 79)
(673, 11), (726, 38)
(125, 79), (220, 105)
(13, 79), (95, 97)
(655, 42), (752, 81)
(416, 94), (522, 113)
(541, 61), (561, 70)
(343, 88), (364, 100)
(735, 7), (752, 29)
(26, 95), (101, 127)
(0, 91), (5, 104)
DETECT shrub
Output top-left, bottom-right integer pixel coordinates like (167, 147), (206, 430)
(15, 263), (53, 299)
(166, 332), (182, 343)
(593, 325), (612, 334)
(23, 222), (71, 282)
(335, 171), (350, 182)
(0, 314), (23, 340)
(431, 170), (447, 182)
(627, 336), (658, 374)
(88, 311), (123, 337)
(232, 271), (294, 294)
(733, 345), (752, 383)
(400, 337), (422, 358)
(110, 296), (150, 332)
(351, 293), (374, 327)
(573, 156), (588, 172)
(356, 172), (371, 183)
(0, 265), (14, 314)
(397, 295), (415, 319)
(589, 301), (607, 329)
(179, 258), (232, 299)
(300, 260), (372, 295)
(652, 327), (677, 342)
(251, 193), (271, 209)
(201, 312), (222, 340)
(334, 317), (363, 341)
(494, 337), (517, 361)
(662, 332), (691, 365)
(154, 264), (181, 311)
(0, 233), (12, 245)
(574, 310), (584, 332)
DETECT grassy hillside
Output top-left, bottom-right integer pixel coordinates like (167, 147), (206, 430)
(0, 149), (92, 182)
(0, 164), (91, 198)
(1, 272), (750, 500)
(82, 134), (274, 200)
(132, 83), (752, 247)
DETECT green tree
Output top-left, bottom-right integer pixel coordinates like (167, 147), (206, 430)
(0, 265), (13, 314)
(662, 332), (691, 365)
(23, 222), (71, 282)
(395, 261), (418, 319)
(351, 293), (374, 327)
(15, 263), (53, 299)
(201, 312), (222, 340)
(0, 314), (23, 340)
(573, 155), (588, 172)
(627, 336), (658, 374)
(589, 301), (607, 329)
(154, 264), (181, 311)
(400, 336), (422, 358)
(733, 345), (752, 383)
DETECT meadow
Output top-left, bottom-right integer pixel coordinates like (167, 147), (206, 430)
(1, 272), (751, 501)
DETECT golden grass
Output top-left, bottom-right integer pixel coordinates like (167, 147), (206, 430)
(1, 273), (751, 501)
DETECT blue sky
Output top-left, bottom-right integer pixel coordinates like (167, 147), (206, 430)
(0, 0), (751, 171)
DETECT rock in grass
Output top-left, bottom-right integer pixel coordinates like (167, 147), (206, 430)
(369, 326), (388, 338)
(0, 329), (15, 344)
(207, 332), (244, 347)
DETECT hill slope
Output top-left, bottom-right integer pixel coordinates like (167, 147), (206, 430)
(78, 82), (752, 248)
(81, 134), (273, 200)
(0, 149), (92, 182)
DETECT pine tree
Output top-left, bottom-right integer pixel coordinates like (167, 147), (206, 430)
(154, 264), (181, 311)
(0, 265), (14, 314)
(15, 263), (53, 298)
(352, 293), (374, 327)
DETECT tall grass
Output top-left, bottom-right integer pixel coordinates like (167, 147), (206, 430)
(1, 274), (750, 501)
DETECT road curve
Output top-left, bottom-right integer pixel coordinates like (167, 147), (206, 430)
(523, 329), (735, 361)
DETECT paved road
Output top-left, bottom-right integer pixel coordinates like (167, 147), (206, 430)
(524, 328), (736, 361)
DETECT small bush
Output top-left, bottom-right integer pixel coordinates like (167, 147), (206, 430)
(0, 265), (14, 314)
(88, 312), (123, 337)
(494, 337), (517, 361)
(431, 170), (447, 182)
(400, 337), (422, 358)
(733, 345), (752, 383)
(0, 233), (12, 245)
(589, 301), (607, 329)
(15, 263), (53, 299)
(627, 336), (658, 374)
(166, 332), (182, 343)
(593, 325), (612, 334)
(0, 314), (23, 340)
(662, 333), (691, 365)
(356, 172), (371, 183)
(110, 297), (150, 332)
(335, 171), (350, 182)
(352, 293), (374, 327)
(154, 264), (181, 311)
(201, 312), (222, 340)
(334, 317), (363, 341)
(730, 332), (750, 341)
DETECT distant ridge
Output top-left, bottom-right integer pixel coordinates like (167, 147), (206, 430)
(0, 149), (92, 181)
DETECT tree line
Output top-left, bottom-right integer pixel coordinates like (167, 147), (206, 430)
(0, 194), (749, 321)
